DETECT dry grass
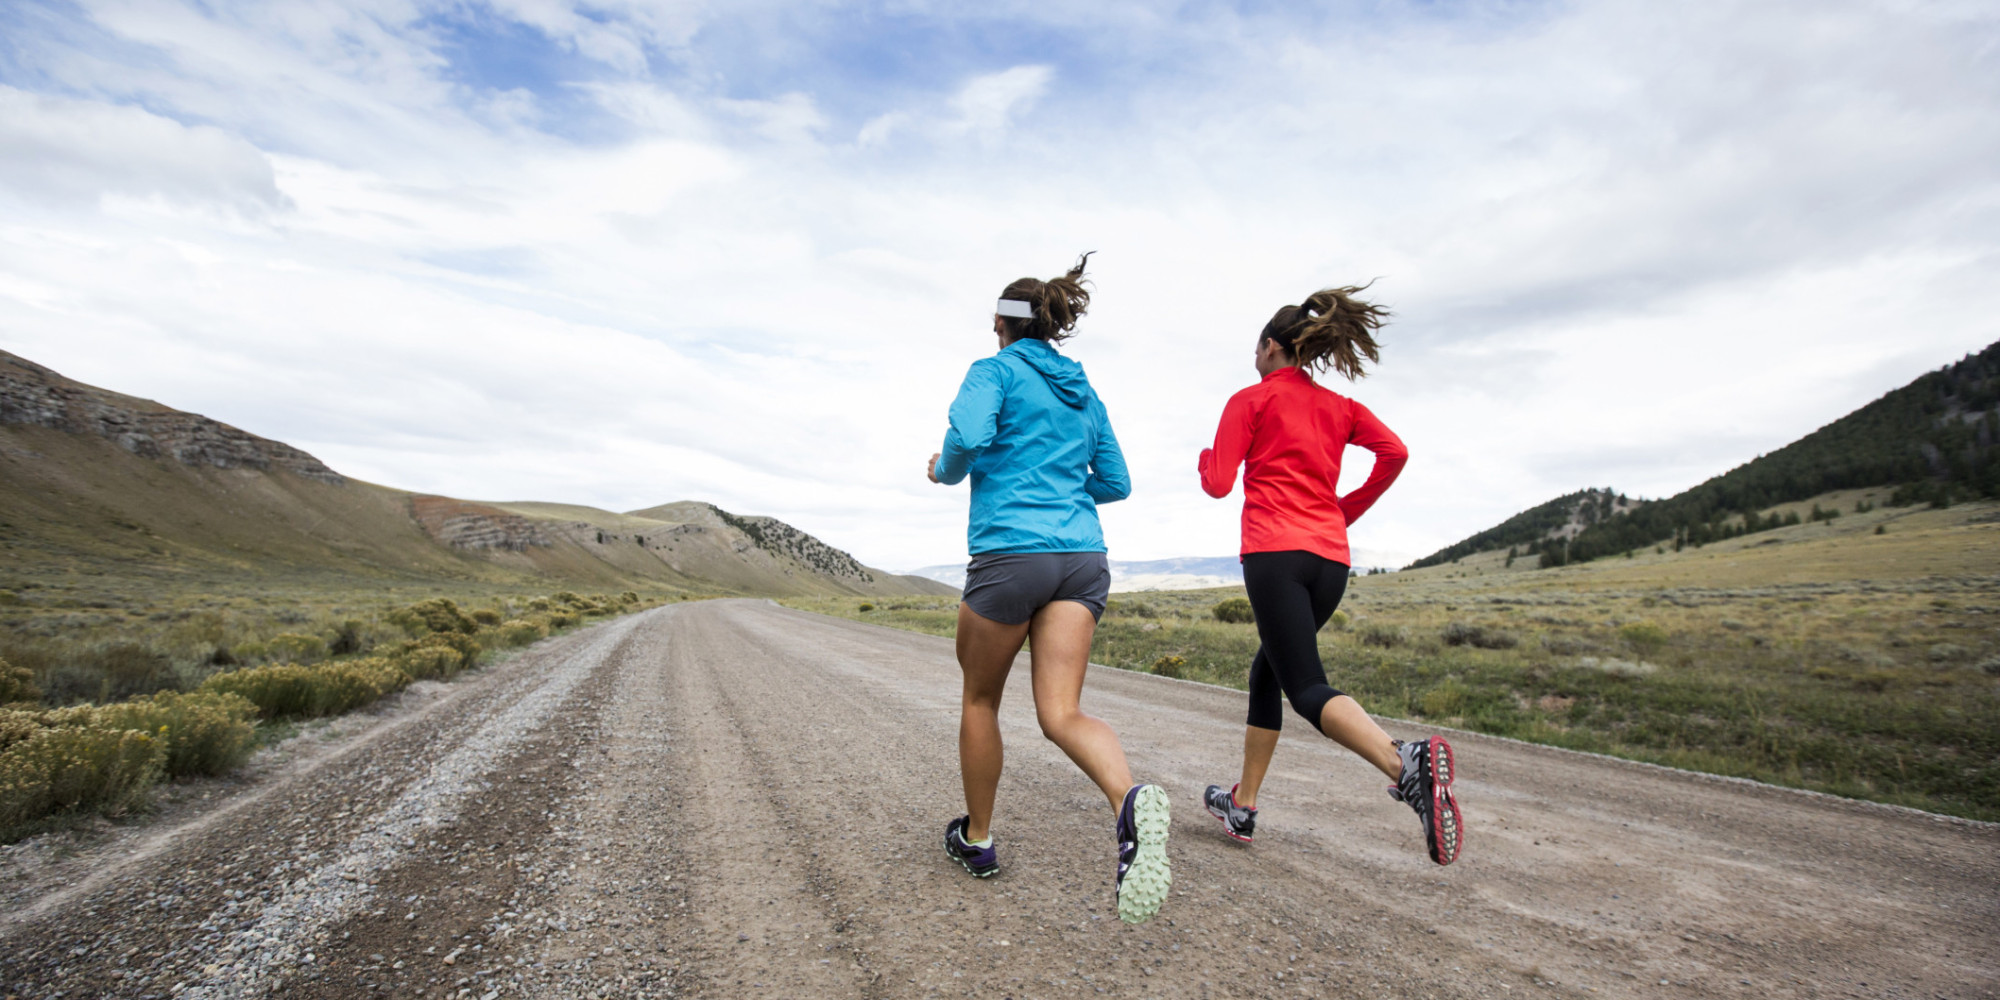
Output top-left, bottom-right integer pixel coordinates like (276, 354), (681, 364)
(789, 496), (2000, 821)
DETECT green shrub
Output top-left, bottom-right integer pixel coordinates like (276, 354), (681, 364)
(0, 657), (39, 705)
(0, 724), (164, 837)
(201, 658), (409, 719)
(389, 598), (478, 636)
(1212, 598), (1254, 624)
(1619, 621), (1670, 660)
(395, 646), (459, 680)
(266, 633), (328, 664)
(547, 610), (580, 628)
(497, 619), (548, 647)
(1360, 624), (1406, 648)
(471, 608), (503, 627)
(528, 597), (553, 612)
(1151, 655), (1188, 679)
(327, 619), (366, 656)
(95, 691), (258, 778)
(1327, 610), (1350, 630)
(619, 591), (640, 604)
(1420, 679), (1470, 718)
(388, 632), (480, 680)
(1441, 622), (1518, 650)
(858, 603), (876, 613)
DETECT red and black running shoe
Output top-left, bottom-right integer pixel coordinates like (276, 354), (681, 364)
(1388, 736), (1462, 865)
(1202, 783), (1257, 843)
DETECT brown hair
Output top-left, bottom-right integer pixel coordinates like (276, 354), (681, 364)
(997, 252), (1093, 344)
(1259, 283), (1389, 380)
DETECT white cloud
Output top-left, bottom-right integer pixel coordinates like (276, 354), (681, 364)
(0, 87), (286, 213)
(0, 0), (1996, 574)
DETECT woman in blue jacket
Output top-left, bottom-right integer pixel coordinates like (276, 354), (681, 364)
(927, 254), (1171, 925)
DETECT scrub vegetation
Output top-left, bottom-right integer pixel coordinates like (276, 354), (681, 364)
(0, 581), (688, 842)
(788, 495), (2000, 821)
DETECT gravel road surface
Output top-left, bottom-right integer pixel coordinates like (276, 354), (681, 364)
(4, 600), (1995, 999)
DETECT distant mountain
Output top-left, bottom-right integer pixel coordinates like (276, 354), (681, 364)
(0, 350), (951, 598)
(1410, 339), (2000, 569)
(908, 556), (1242, 592)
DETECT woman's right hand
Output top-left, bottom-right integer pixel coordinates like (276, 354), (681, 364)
(927, 452), (942, 483)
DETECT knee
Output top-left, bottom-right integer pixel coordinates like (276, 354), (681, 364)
(962, 686), (1003, 712)
(1035, 706), (1080, 740)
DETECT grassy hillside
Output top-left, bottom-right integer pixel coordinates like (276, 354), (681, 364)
(0, 350), (949, 601)
(1415, 340), (2000, 569)
(791, 493), (2000, 820)
(1408, 489), (1635, 569)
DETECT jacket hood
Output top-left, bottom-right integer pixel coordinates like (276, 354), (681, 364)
(1004, 339), (1089, 408)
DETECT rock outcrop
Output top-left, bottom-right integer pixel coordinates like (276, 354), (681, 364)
(408, 495), (553, 551)
(0, 350), (345, 485)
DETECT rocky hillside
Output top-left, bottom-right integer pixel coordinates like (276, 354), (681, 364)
(0, 351), (950, 598)
(1, 351), (343, 484)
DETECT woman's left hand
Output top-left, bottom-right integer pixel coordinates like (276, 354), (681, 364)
(927, 452), (942, 483)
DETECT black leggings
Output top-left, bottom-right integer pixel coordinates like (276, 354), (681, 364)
(1243, 550), (1349, 732)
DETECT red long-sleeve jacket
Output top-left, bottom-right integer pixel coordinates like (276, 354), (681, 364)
(1198, 367), (1408, 566)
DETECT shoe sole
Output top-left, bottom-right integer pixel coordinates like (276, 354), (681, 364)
(1204, 798), (1253, 844)
(1118, 785), (1172, 924)
(1425, 736), (1463, 866)
(943, 826), (999, 879)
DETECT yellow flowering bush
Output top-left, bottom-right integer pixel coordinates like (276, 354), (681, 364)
(0, 656), (39, 705)
(265, 633), (328, 664)
(95, 691), (258, 777)
(0, 724), (163, 836)
(496, 619), (548, 647)
(201, 657), (409, 719)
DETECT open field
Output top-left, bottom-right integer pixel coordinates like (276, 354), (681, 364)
(786, 493), (2000, 821)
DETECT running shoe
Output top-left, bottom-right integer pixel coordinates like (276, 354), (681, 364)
(1114, 784), (1172, 924)
(1387, 736), (1462, 865)
(1203, 783), (1257, 843)
(943, 816), (999, 878)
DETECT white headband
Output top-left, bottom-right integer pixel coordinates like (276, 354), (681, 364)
(996, 298), (1034, 319)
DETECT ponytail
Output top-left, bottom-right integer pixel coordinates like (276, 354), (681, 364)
(1260, 282), (1388, 380)
(998, 252), (1094, 344)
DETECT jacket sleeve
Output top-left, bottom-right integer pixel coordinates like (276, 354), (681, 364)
(936, 359), (1005, 486)
(1197, 391), (1253, 498)
(1084, 396), (1131, 504)
(1337, 400), (1407, 523)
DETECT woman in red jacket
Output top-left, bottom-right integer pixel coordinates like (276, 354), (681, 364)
(1197, 285), (1462, 866)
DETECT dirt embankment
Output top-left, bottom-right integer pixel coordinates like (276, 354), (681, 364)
(3, 601), (1995, 999)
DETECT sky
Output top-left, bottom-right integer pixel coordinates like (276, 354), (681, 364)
(1, 0), (1996, 573)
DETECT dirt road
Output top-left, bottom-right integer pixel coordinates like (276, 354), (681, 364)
(4, 600), (1995, 999)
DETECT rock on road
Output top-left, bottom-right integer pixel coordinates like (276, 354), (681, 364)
(3, 600), (1995, 999)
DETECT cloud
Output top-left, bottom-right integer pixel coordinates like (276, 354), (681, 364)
(858, 64), (1054, 147)
(0, 86), (287, 213)
(0, 0), (1996, 573)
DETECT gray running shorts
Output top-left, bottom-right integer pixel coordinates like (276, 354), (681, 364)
(961, 551), (1111, 625)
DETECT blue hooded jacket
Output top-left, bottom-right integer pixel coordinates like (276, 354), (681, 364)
(936, 338), (1131, 554)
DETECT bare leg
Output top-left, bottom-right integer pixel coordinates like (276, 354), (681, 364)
(956, 603), (1029, 842)
(1318, 695), (1402, 779)
(1234, 726), (1281, 808)
(1026, 600), (1135, 815)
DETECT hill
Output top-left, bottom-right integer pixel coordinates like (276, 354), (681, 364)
(1411, 340), (2000, 568)
(0, 350), (950, 598)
